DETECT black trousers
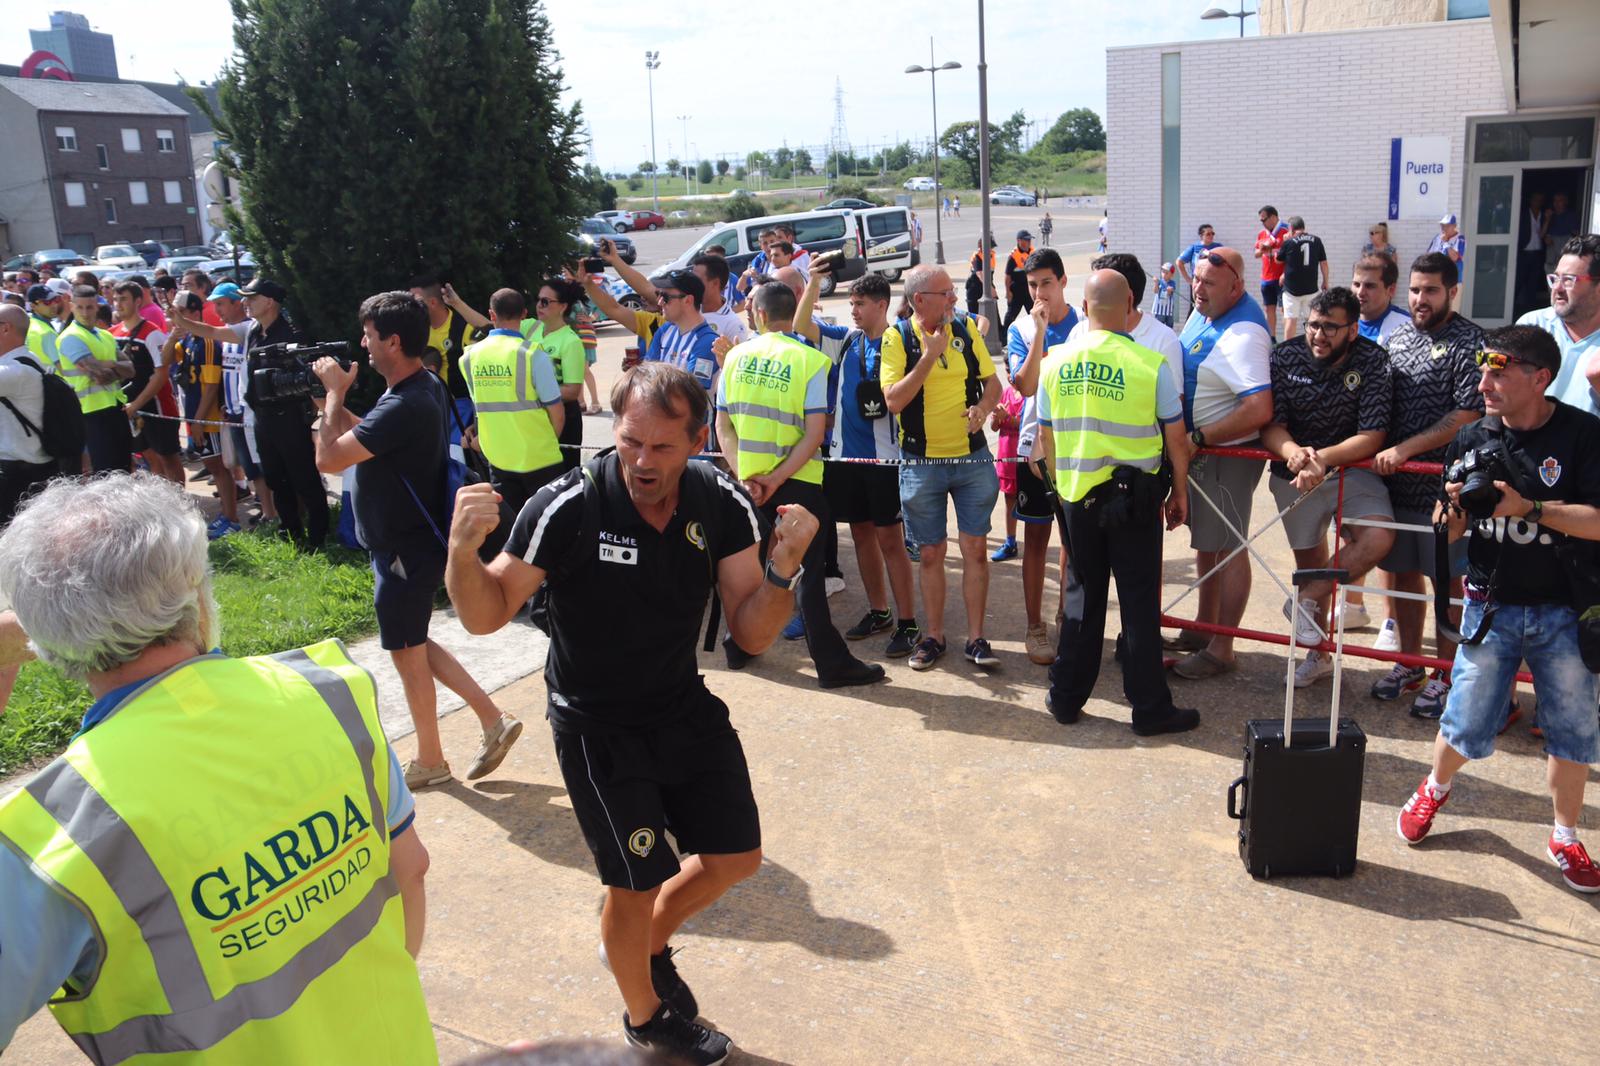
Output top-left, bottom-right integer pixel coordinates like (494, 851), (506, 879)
(0, 459), (58, 524)
(254, 406), (328, 549)
(1001, 288), (1034, 329)
(759, 479), (857, 683)
(558, 399), (583, 473)
(83, 407), (132, 474)
(1047, 497), (1175, 725)
(492, 461), (564, 523)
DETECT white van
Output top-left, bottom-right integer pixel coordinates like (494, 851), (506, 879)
(855, 205), (916, 281)
(666, 207), (867, 296)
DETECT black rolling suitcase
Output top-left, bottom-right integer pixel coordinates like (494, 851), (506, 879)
(1225, 570), (1367, 879)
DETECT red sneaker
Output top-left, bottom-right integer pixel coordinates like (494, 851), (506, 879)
(1547, 836), (1600, 894)
(1397, 779), (1449, 844)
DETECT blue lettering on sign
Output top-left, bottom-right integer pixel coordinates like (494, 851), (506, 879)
(1405, 161), (1446, 175)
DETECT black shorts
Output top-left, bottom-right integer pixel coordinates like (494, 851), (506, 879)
(552, 690), (761, 891)
(1013, 457), (1058, 525)
(823, 461), (901, 527)
(138, 410), (180, 456)
(371, 548), (445, 650)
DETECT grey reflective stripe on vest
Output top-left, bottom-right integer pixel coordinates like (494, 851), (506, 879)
(1048, 415), (1160, 441)
(736, 438), (790, 457)
(721, 401), (805, 430)
(1053, 453), (1161, 474)
(471, 336), (544, 414)
(31, 650), (396, 1066)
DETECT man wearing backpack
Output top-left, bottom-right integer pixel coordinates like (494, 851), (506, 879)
(311, 291), (521, 791)
(0, 306), (60, 521)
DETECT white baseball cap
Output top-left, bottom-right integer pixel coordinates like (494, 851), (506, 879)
(43, 278), (73, 296)
(1438, 213), (1458, 226)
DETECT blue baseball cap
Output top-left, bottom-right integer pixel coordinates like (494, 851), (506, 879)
(26, 284), (55, 303)
(208, 281), (243, 302)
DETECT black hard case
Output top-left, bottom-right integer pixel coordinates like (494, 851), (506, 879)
(1227, 717), (1366, 878)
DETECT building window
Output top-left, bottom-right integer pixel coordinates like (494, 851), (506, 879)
(163, 180), (183, 204)
(64, 182), (86, 207)
(95, 144), (109, 169)
(104, 199), (118, 224)
(129, 181), (149, 205)
(1160, 52), (1181, 269)
(55, 126), (78, 151)
(121, 128), (141, 152)
(156, 129), (176, 153)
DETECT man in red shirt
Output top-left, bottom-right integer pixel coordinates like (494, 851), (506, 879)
(110, 280), (185, 484)
(1254, 205), (1289, 339)
(181, 269), (226, 327)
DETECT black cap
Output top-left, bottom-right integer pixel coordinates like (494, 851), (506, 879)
(1016, 229), (1033, 241)
(26, 284), (54, 303)
(238, 277), (286, 302)
(652, 269), (706, 310)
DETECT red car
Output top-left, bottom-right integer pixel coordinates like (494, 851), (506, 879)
(625, 210), (664, 232)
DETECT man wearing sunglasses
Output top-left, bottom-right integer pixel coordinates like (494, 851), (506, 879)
(1517, 233), (1600, 417)
(1174, 247), (1274, 673)
(1398, 325), (1600, 894)
(1370, 253), (1484, 717)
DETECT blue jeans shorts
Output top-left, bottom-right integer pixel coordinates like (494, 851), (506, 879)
(1441, 600), (1600, 765)
(898, 447), (1001, 546)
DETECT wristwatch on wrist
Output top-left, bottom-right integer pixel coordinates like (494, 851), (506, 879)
(1525, 499), (1543, 524)
(765, 559), (803, 591)
(1190, 428), (1207, 448)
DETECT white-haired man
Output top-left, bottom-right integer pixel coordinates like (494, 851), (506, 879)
(0, 474), (436, 1062)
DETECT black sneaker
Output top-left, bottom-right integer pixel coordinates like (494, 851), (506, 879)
(1046, 690), (1081, 724)
(1131, 706), (1201, 736)
(624, 1003), (731, 1065)
(885, 621), (920, 658)
(722, 635), (752, 671)
(965, 637), (1000, 668)
(845, 609), (894, 640)
(819, 658), (886, 689)
(650, 945), (698, 1020)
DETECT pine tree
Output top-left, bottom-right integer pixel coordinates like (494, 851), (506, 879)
(208, 0), (584, 341)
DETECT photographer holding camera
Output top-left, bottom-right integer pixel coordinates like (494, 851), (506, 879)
(1397, 325), (1600, 894)
(172, 278), (329, 549)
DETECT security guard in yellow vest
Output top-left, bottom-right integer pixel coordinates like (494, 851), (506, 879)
(714, 280), (883, 689)
(0, 474), (437, 1064)
(460, 287), (567, 517)
(56, 285), (135, 473)
(1036, 269), (1199, 736)
(24, 285), (63, 368)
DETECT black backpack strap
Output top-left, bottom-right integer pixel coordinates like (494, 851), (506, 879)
(0, 397), (40, 440)
(548, 450), (613, 586)
(676, 461), (731, 652)
(897, 319), (920, 372)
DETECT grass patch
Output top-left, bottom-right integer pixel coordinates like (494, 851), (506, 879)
(0, 526), (379, 777)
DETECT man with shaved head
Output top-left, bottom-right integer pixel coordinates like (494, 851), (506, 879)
(1037, 270), (1198, 734)
(0, 304), (61, 522)
(1171, 246), (1274, 675)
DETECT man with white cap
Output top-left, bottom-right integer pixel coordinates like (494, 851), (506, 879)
(1428, 214), (1468, 308)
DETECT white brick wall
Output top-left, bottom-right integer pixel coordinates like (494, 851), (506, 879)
(1108, 20), (1508, 307)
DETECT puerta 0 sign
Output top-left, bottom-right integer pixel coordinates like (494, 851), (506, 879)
(1389, 136), (1450, 221)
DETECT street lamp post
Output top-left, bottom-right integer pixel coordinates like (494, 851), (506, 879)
(677, 115), (692, 194)
(644, 51), (661, 212)
(1200, 6), (1255, 36)
(976, 0), (999, 350)
(905, 41), (961, 265)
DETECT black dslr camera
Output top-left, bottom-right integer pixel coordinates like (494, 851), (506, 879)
(250, 341), (353, 403)
(1445, 438), (1515, 520)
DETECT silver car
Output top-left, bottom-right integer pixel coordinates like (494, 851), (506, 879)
(989, 189), (1038, 207)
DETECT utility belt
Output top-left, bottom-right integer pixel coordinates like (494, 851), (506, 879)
(1079, 463), (1169, 530)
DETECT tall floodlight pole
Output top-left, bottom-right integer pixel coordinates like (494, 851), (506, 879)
(905, 40), (961, 265)
(677, 115), (692, 193)
(976, 0), (1000, 350)
(645, 51), (661, 212)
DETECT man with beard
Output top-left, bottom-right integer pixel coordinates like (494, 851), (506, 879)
(1519, 234), (1600, 417)
(1370, 253), (1484, 718)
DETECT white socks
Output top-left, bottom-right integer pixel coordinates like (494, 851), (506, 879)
(1425, 773), (1452, 798)
(1553, 822), (1579, 846)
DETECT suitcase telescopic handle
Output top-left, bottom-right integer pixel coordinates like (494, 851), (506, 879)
(1227, 775), (1247, 820)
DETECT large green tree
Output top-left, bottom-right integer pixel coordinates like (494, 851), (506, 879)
(939, 111), (1026, 185)
(1040, 107), (1106, 154)
(210, 0), (585, 341)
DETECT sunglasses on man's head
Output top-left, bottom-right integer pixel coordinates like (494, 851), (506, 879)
(1200, 253), (1240, 281)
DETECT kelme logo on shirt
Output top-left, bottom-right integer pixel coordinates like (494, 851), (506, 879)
(190, 794), (375, 957)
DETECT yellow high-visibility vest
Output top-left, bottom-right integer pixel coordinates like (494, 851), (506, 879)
(721, 331), (830, 485)
(57, 321), (124, 414)
(1039, 329), (1164, 504)
(462, 331), (562, 473)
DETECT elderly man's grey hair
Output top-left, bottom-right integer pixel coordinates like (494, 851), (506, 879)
(902, 263), (946, 300)
(0, 473), (217, 679)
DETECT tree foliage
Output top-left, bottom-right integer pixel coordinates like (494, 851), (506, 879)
(716, 159), (730, 178)
(1040, 108), (1105, 154)
(210, 0), (585, 342)
(939, 111), (1026, 186)
(722, 193), (763, 222)
(697, 159), (713, 185)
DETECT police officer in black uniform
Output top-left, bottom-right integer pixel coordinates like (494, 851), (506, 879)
(444, 362), (814, 1066)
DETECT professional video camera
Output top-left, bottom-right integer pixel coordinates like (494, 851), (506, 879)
(1444, 437), (1515, 520)
(250, 341), (353, 403)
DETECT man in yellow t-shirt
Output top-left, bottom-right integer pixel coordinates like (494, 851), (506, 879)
(879, 264), (1002, 672)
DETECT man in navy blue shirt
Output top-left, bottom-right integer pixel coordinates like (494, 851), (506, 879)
(313, 291), (522, 791)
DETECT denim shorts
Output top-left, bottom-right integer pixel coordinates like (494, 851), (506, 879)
(1441, 600), (1600, 765)
(899, 447), (1000, 546)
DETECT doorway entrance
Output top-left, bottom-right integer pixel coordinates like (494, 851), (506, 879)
(1464, 114), (1596, 326)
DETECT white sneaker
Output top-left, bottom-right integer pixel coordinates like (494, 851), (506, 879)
(1337, 601), (1372, 631)
(1373, 617), (1401, 652)
(1283, 596), (1325, 647)
(825, 576), (845, 597)
(1294, 650), (1336, 688)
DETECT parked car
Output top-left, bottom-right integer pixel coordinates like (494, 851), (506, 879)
(854, 205), (917, 282)
(990, 188), (1037, 207)
(596, 210), (630, 231)
(93, 244), (147, 270)
(198, 252), (257, 285)
(576, 218), (636, 264)
(665, 207), (866, 297)
(2, 254), (31, 271)
(667, 210), (692, 222)
(729, 188), (750, 197)
(825, 198), (877, 211)
(627, 210), (664, 231)
(32, 249), (87, 271)
(903, 176), (938, 192)
(172, 245), (218, 258)
(155, 255), (212, 277)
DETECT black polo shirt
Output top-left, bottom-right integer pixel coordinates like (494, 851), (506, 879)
(1385, 313), (1486, 514)
(504, 452), (762, 732)
(1267, 334), (1392, 478)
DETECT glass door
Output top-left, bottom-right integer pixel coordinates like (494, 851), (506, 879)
(1464, 167), (1520, 326)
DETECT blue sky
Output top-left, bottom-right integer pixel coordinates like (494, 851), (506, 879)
(3, 0), (1247, 170)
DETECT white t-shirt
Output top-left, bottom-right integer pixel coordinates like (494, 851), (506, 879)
(0, 345), (50, 464)
(702, 306), (748, 345)
(1190, 321), (1272, 445)
(1068, 313), (1184, 399)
